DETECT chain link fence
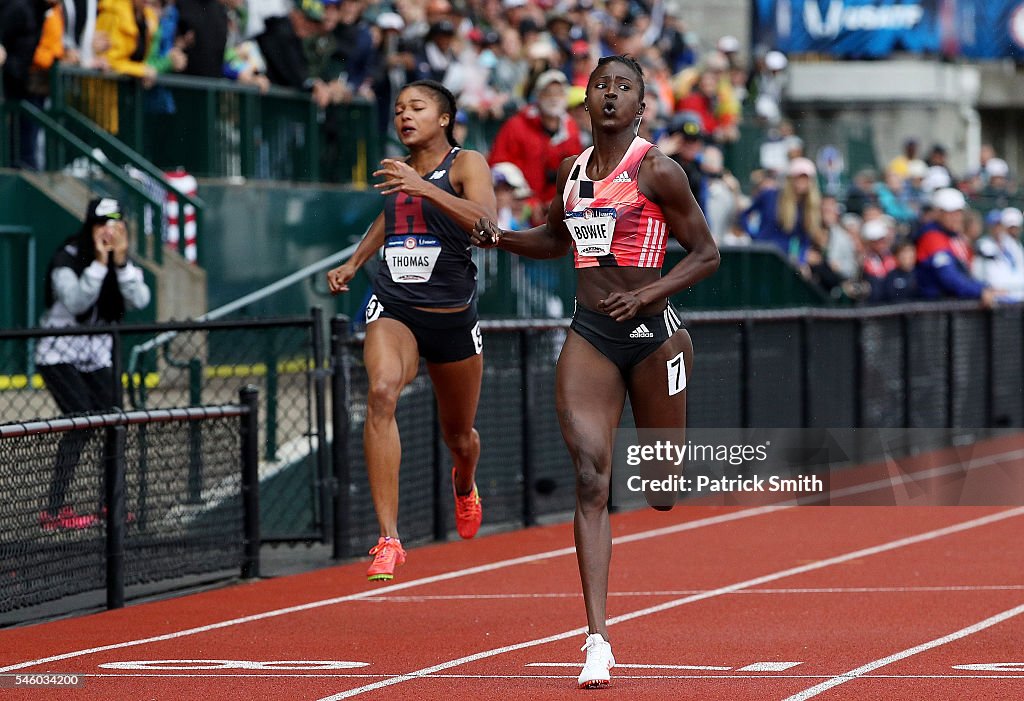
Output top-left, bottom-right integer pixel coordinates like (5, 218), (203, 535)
(330, 302), (1023, 556)
(3, 303), (1021, 621)
(0, 399), (257, 621)
(0, 313), (326, 544)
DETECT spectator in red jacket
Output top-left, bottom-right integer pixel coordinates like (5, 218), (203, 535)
(488, 68), (583, 208)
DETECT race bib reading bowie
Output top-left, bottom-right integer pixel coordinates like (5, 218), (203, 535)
(564, 208), (617, 257)
(385, 235), (442, 283)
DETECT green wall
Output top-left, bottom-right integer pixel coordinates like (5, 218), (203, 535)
(3, 173), (832, 330)
(195, 180), (834, 319)
(196, 180), (380, 320)
(0, 171), (156, 328)
(0, 173), (81, 328)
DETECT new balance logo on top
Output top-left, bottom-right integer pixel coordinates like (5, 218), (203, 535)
(612, 171), (631, 183)
(429, 170), (447, 180)
(630, 323), (654, 339)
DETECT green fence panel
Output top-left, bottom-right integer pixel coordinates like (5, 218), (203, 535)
(53, 66), (367, 184)
(0, 226), (35, 334)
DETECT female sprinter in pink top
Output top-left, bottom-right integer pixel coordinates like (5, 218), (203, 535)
(328, 80), (497, 582)
(472, 56), (720, 688)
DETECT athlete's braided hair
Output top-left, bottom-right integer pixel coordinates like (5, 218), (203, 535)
(402, 80), (460, 148)
(591, 55), (646, 103)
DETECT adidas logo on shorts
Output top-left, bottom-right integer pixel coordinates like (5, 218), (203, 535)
(612, 171), (631, 183)
(630, 323), (654, 339)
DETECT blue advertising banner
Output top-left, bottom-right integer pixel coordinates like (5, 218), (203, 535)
(956, 1), (1024, 59)
(754, 0), (1024, 61)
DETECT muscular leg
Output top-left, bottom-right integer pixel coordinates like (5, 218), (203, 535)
(628, 329), (694, 511)
(557, 331), (626, 640)
(427, 354), (483, 495)
(363, 319), (420, 538)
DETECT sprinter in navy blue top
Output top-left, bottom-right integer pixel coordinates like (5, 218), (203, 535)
(327, 80), (497, 582)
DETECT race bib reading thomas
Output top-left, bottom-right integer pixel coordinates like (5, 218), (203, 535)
(564, 208), (617, 257)
(385, 235), (442, 283)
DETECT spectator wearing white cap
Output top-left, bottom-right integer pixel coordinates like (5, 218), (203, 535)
(914, 188), (999, 306)
(973, 207), (1024, 301)
(980, 157), (1015, 210)
(902, 158), (930, 214)
(753, 50), (787, 125)
(491, 161), (534, 231)
(716, 35), (742, 71)
(921, 164), (952, 194)
(370, 10), (414, 153)
(821, 194), (860, 281)
(488, 68), (582, 208)
(861, 217), (896, 297)
(738, 156), (826, 263)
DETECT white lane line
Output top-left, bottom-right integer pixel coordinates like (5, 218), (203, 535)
(738, 662), (803, 672)
(527, 662), (733, 671)
(0, 506), (783, 674)
(318, 507), (1024, 700)
(783, 602), (1024, 700)
(70, 672), (1024, 680)
(363, 585), (1024, 602)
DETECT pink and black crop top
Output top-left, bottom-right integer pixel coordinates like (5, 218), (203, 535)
(562, 137), (669, 269)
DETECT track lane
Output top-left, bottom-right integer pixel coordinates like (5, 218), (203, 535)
(3, 502), (1021, 700)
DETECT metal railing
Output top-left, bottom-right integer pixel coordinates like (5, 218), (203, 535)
(2, 301), (1019, 605)
(0, 314), (327, 542)
(326, 300), (1024, 557)
(57, 105), (207, 263)
(52, 65), (379, 184)
(7, 100), (168, 262)
(0, 390), (258, 618)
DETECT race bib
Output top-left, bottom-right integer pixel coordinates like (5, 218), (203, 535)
(565, 208), (617, 257)
(385, 235), (442, 283)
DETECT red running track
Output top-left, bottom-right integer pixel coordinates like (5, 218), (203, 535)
(2, 448), (1023, 700)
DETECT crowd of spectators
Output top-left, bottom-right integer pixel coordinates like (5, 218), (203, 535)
(2, 0), (1022, 307)
(728, 135), (1022, 307)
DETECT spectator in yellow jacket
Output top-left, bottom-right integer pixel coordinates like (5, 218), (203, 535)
(87, 0), (157, 133)
(96, 0), (158, 85)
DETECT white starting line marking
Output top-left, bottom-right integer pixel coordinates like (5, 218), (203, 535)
(0, 506), (784, 675)
(783, 602), (1024, 700)
(319, 507), (1024, 700)
(528, 663), (732, 671)
(99, 660), (370, 671)
(955, 663), (1024, 672)
(74, 672), (1024, 680)
(526, 661), (802, 672)
(739, 662), (804, 672)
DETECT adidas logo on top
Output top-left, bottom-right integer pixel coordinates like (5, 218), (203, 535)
(612, 171), (631, 183)
(630, 323), (654, 339)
